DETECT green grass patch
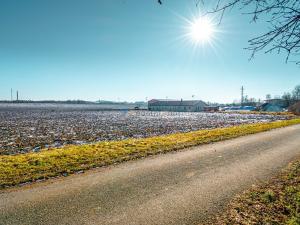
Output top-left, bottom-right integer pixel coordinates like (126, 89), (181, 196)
(1, 119), (300, 188)
(214, 158), (300, 225)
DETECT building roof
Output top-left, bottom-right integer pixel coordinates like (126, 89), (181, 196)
(262, 99), (288, 108)
(148, 99), (207, 107)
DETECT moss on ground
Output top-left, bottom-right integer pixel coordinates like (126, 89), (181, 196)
(1, 119), (300, 188)
(213, 158), (300, 225)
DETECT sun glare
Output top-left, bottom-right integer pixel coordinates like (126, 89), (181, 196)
(190, 17), (215, 44)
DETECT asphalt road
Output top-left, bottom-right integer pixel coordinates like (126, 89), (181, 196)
(1, 125), (300, 225)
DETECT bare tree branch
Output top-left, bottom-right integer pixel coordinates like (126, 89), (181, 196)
(159, 0), (300, 65)
(206, 0), (300, 64)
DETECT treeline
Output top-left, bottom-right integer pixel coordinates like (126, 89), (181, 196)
(0, 100), (96, 104)
(0, 99), (148, 106)
(241, 84), (300, 107)
(280, 85), (300, 106)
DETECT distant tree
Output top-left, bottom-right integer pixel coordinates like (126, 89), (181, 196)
(282, 92), (293, 106)
(244, 95), (249, 103)
(249, 97), (256, 103)
(293, 85), (300, 100)
(158, 0), (300, 64)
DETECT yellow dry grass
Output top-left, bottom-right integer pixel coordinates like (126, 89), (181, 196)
(1, 118), (300, 188)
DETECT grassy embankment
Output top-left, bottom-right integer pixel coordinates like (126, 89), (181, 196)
(214, 159), (300, 225)
(1, 118), (300, 188)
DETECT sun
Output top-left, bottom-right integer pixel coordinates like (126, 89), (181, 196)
(189, 17), (215, 43)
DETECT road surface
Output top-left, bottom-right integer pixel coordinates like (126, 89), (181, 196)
(1, 125), (300, 225)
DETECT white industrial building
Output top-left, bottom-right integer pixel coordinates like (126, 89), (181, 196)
(148, 99), (207, 112)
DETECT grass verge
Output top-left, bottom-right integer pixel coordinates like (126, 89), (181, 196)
(220, 111), (295, 116)
(1, 119), (300, 188)
(213, 159), (300, 225)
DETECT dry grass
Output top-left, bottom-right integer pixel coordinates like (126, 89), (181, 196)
(1, 119), (300, 188)
(213, 159), (300, 225)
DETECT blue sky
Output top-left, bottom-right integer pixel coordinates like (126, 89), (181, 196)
(0, 0), (299, 103)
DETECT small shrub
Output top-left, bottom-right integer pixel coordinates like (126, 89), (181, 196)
(261, 190), (276, 203)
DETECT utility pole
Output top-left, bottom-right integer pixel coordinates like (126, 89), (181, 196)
(241, 86), (244, 106)
(16, 91), (19, 101)
(11, 88), (13, 101)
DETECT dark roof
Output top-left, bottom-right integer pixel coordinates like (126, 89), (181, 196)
(148, 99), (207, 107)
(261, 101), (288, 108)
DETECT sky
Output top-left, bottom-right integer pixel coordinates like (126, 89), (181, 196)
(0, 0), (299, 103)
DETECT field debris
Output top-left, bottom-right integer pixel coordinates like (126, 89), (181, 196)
(0, 104), (294, 155)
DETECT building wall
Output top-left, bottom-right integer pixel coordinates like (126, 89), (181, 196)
(148, 103), (205, 112)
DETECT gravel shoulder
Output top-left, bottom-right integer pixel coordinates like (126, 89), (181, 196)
(1, 125), (300, 225)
